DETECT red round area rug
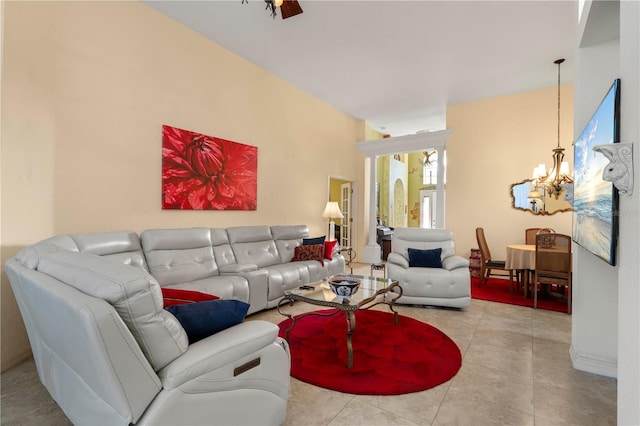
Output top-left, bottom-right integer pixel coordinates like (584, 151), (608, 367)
(277, 309), (461, 395)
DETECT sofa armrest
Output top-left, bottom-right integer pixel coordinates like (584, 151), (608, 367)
(387, 252), (409, 269)
(442, 255), (470, 271)
(219, 268), (269, 314)
(158, 320), (286, 390)
(219, 263), (258, 273)
(332, 253), (345, 261)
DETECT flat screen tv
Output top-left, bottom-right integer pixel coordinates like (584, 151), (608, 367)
(572, 79), (620, 265)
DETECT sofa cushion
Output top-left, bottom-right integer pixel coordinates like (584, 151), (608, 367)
(408, 248), (443, 268)
(392, 228), (456, 259)
(171, 275), (250, 304)
(227, 226), (273, 244)
(275, 239), (300, 264)
(161, 287), (220, 307)
(232, 240), (281, 268)
(264, 263), (311, 302)
(291, 244), (324, 266)
(36, 251), (188, 371)
(270, 225), (309, 240)
(324, 240), (338, 260)
(70, 231), (148, 270)
(165, 300), (250, 344)
(303, 236), (325, 245)
(210, 228), (237, 267)
(272, 225), (310, 263)
(141, 228), (218, 285)
(403, 267), (469, 298)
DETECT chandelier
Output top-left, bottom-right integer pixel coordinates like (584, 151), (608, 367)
(533, 58), (573, 199)
(242, 0), (303, 20)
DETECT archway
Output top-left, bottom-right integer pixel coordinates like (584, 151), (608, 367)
(393, 178), (405, 227)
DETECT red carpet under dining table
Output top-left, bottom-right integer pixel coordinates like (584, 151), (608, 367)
(471, 277), (569, 314)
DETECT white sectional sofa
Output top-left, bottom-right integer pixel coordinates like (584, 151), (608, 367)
(5, 224), (344, 425)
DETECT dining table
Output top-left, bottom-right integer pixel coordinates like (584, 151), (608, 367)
(505, 244), (536, 298)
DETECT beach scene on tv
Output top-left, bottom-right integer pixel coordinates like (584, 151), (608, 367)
(572, 82), (618, 264)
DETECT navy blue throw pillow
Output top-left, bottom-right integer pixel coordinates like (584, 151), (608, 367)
(303, 236), (326, 245)
(166, 299), (250, 344)
(407, 248), (443, 268)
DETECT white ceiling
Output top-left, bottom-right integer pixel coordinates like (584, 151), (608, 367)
(144, 0), (578, 136)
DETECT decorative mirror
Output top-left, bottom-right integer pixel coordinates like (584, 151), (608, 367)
(510, 179), (572, 215)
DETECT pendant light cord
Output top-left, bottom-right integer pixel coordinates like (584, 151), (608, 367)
(555, 58), (565, 149)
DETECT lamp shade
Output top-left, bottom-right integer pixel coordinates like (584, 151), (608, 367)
(322, 202), (344, 219)
(532, 164), (547, 179)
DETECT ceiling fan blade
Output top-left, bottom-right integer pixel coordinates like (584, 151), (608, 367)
(280, 0), (303, 19)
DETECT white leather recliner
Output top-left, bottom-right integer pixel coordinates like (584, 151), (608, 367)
(387, 228), (471, 308)
(5, 245), (290, 425)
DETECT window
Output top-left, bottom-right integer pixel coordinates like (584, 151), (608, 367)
(422, 150), (438, 185)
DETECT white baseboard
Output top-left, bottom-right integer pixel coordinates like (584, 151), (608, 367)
(570, 344), (618, 378)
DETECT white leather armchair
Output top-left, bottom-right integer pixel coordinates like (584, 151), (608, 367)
(387, 228), (471, 308)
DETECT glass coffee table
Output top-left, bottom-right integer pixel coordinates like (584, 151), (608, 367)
(277, 274), (402, 368)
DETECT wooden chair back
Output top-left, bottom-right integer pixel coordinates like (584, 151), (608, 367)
(525, 228), (541, 245)
(475, 227), (514, 289)
(475, 227), (492, 263)
(536, 227), (555, 235)
(534, 232), (572, 312)
(535, 233), (571, 279)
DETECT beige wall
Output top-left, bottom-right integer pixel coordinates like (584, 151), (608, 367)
(0, 1), (578, 373)
(446, 85), (574, 261)
(0, 1), (364, 370)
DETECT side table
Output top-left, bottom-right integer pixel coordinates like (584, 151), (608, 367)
(339, 246), (355, 274)
(371, 263), (386, 278)
(469, 248), (481, 278)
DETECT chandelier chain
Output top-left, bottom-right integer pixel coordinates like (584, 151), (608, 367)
(557, 60), (561, 149)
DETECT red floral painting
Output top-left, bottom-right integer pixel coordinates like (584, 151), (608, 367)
(162, 125), (257, 210)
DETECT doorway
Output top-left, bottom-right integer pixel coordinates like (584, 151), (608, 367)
(328, 176), (357, 250)
(419, 189), (437, 228)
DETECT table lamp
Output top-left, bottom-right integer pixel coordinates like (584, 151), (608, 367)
(322, 201), (344, 242)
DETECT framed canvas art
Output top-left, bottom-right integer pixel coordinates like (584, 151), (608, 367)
(162, 125), (257, 210)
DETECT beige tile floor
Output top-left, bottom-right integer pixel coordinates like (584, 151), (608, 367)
(1, 263), (617, 425)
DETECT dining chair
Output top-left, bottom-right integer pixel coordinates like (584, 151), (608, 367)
(533, 233), (572, 314)
(475, 227), (514, 291)
(521, 227), (554, 284)
(526, 227), (555, 244)
(525, 228), (541, 245)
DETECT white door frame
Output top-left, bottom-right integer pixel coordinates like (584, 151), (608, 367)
(419, 189), (437, 228)
(340, 182), (352, 248)
(328, 175), (357, 254)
